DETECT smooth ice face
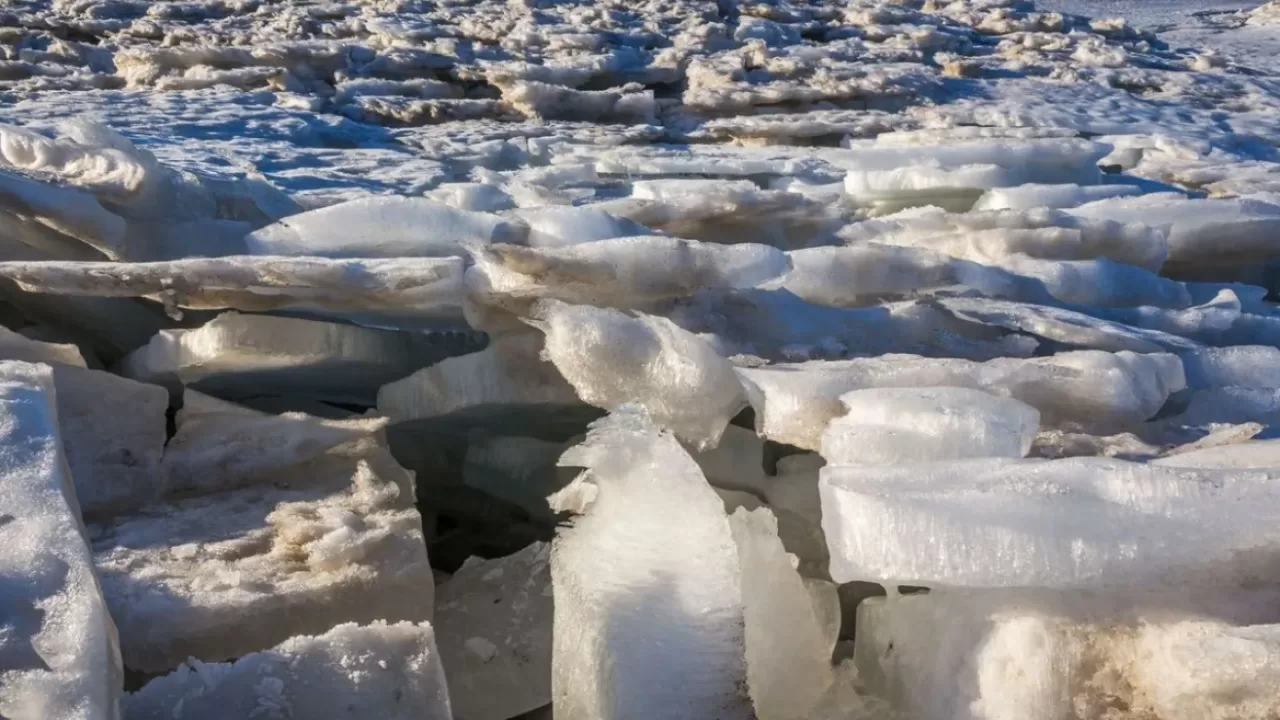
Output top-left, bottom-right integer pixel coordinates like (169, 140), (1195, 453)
(820, 387), (1039, 467)
(121, 311), (478, 405)
(551, 408), (754, 720)
(91, 428), (433, 673)
(0, 256), (470, 328)
(533, 300), (747, 449)
(123, 621), (452, 720)
(0, 361), (122, 720)
(730, 507), (834, 720)
(435, 543), (553, 720)
(1154, 438), (1280, 470)
(738, 350), (1183, 450)
(855, 589), (1280, 720)
(244, 196), (526, 258)
(820, 457), (1280, 588)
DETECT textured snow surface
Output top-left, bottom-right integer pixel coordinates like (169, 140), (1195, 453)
(3, 0), (1280, 715)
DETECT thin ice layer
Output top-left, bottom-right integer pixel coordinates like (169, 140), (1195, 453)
(820, 387), (1039, 467)
(820, 457), (1280, 588)
(435, 543), (553, 720)
(0, 361), (121, 720)
(0, 256), (469, 328)
(123, 621), (452, 720)
(532, 300), (747, 449)
(855, 588), (1280, 720)
(551, 408), (753, 720)
(737, 350), (1183, 450)
(244, 196), (526, 258)
(91, 432), (433, 673)
(121, 311), (478, 405)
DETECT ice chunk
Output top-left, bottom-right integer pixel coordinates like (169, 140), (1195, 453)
(121, 311), (474, 406)
(972, 183), (1141, 211)
(821, 387), (1039, 467)
(1178, 346), (1280, 390)
(936, 296), (1200, 353)
(92, 431), (433, 672)
(509, 206), (651, 248)
(0, 324), (86, 367)
(378, 332), (583, 432)
(821, 457), (1280, 587)
(46, 366), (168, 518)
(1155, 438), (1280, 470)
(0, 361), (121, 720)
(839, 206), (1167, 272)
(776, 244), (1054, 308)
(244, 197), (526, 258)
(0, 169), (124, 260)
(738, 350), (1184, 450)
(1178, 387), (1280, 426)
(551, 408), (754, 719)
(841, 139), (1111, 212)
(162, 390), (391, 499)
(0, 256), (469, 328)
(855, 589), (1280, 720)
(434, 543), (553, 720)
(467, 237), (791, 317)
(730, 507), (834, 719)
(123, 621), (452, 720)
(531, 300), (747, 449)
(1069, 195), (1280, 280)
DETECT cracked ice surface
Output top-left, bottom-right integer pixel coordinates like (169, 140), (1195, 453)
(1, 0), (1280, 717)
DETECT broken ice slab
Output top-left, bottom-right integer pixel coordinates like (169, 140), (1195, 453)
(509, 205), (650, 248)
(0, 330), (168, 516)
(532, 300), (748, 449)
(244, 196), (527, 258)
(0, 361), (121, 720)
(551, 408), (755, 720)
(162, 390), (392, 499)
(49, 366), (168, 518)
(91, 430), (433, 673)
(0, 281), (172, 363)
(820, 457), (1280, 588)
(855, 587), (1280, 720)
(588, 178), (840, 249)
(1069, 195), (1280, 281)
(1178, 345), (1280, 389)
(663, 288), (1035, 364)
(737, 350), (1184, 450)
(378, 331), (589, 437)
(0, 255), (470, 329)
(123, 621), (452, 720)
(776, 243), (1056, 308)
(840, 139), (1112, 213)
(837, 205), (1168, 272)
(934, 296), (1202, 353)
(820, 387), (1039, 467)
(434, 543), (553, 720)
(466, 236), (791, 319)
(971, 183), (1141, 211)
(121, 311), (481, 406)
(1155, 437), (1280, 470)
(1177, 387), (1280, 427)
(731, 507), (835, 720)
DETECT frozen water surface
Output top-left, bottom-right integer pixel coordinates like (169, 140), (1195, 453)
(0, 0), (1280, 716)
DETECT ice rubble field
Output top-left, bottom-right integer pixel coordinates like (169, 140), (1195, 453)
(8, 0), (1280, 717)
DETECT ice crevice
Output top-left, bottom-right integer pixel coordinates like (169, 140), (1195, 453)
(3, 0), (1280, 717)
